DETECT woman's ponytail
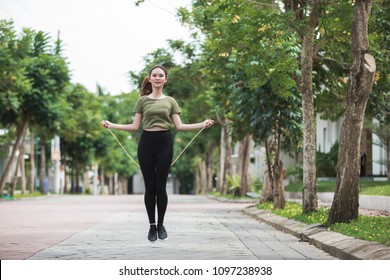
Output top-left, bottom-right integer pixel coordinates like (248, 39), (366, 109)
(140, 76), (152, 96)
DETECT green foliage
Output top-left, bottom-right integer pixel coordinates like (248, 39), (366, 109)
(0, 20), (75, 193)
(251, 177), (262, 193)
(363, 1), (390, 170)
(60, 84), (104, 171)
(226, 175), (262, 194)
(312, 2), (353, 120)
(13, 191), (43, 199)
(257, 201), (390, 246)
(316, 141), (339, 177)
(330, 215), (390, 246)
(0, 20), (31, 125)
(226, 174), (241, 194)
(278, 202), (329, 225)
(180, 1), (304, 193)
(24, 51), (70, 134)
(97, 91), (140, 177)
(287, 164), (303, 181)
(360, 181), (390, 196)
(367, 0), (390, 127)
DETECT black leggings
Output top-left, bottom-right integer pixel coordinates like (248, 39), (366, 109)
(138, 130), (173, 225)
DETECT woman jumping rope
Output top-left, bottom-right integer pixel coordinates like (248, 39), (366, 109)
(101, 65), (214, 242)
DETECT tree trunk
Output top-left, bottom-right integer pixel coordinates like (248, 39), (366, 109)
(194, 160), (206, 194)
(108, 174), (113, 195)
(264, 137), (274, 192)
(121, 176), (128, 194)
(329, 0), (375, 224)
(114, 172), (118, 195)
(194, 164), (200, 194)
(387, 137), (390, 181)
(260, 169), (273, 202)
(83, 170), (89, 194)
(218, 120), (226, 193)
(10, 128), (28, 196)
(301, 0), (319, 213)
(0, 114), (29, 196)
(29, 129), (35, 193)
(100, 166), (105, 195)
(70, 160), (75, 193)
(39, 136), (46, 193)
(218, 117), (233, 194)
(76, 161), (80, 193)
(20, 140), (26, 194)
(199, 160), (207, 194)
(239, 135), (252, 197)
(273, 161), (286, 209)
(206, 142), (215, 192)
(10, 151), (21, 197)
(273, 131), (286, 209)
(225, 128), (233, 195)
(61, 140), (68, 193)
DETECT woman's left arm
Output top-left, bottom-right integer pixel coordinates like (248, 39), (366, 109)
(172, 114), (214, 132)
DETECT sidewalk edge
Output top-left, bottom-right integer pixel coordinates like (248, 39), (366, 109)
(242, 206), (390, 260)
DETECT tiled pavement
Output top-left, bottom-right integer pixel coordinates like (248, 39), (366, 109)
(0, 194), (335, 260)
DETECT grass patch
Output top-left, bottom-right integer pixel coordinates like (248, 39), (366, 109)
(13, 191), (45, 199)
(285, 180), (390, 196)
(331, 215), (390, 245)
(1, 191), (45, 200)
(257, 201), (390, 246)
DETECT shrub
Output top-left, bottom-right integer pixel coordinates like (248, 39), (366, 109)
(316, 142), (339, 177)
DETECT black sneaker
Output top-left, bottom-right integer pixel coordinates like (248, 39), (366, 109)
(148, 225), (157, 242)
(157, 225), (168, 240)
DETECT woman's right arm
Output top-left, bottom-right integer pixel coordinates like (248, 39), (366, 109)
(100, 113), (142, 132)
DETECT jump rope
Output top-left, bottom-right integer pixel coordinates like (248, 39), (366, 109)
(107, 127), (205, 168)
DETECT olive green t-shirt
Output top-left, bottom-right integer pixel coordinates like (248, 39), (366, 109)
(133, 95), (181, 130)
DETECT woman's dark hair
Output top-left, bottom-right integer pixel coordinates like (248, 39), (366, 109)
(140, 65), (168, 96)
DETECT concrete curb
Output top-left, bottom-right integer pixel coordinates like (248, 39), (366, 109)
(285, 192), (390, 212)
(206, 194), (258, 204)
(243, 206), (390, 260)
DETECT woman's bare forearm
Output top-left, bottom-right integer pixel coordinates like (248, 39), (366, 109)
(172, 114), (214, 131)
(175, 122), (205, 132)
(101, 114), (142, 132)
(110, 123), (139, 131)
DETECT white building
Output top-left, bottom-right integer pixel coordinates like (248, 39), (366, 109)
(237, 114), (388, 182)
(315, 114), (386, 177)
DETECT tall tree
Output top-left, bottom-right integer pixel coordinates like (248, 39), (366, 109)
(328, 0), (376, 224)
(0, 22), (32, 195)
(24, 31), (70, 193)
(0, 26), (70, 194)
(299, 0), (319, 212)
(217, 116), (233, 194)
(283, 0), (319, 212)
(61, 84), (106, 193)
(180, 1), (303, 204)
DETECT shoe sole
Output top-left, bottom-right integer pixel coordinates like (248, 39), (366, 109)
(148, 237), (158, 244)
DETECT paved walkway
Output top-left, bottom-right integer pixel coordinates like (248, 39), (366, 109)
(0, 194), (335, 260)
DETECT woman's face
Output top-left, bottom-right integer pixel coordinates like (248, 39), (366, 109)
(149, 67), (167, 88)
